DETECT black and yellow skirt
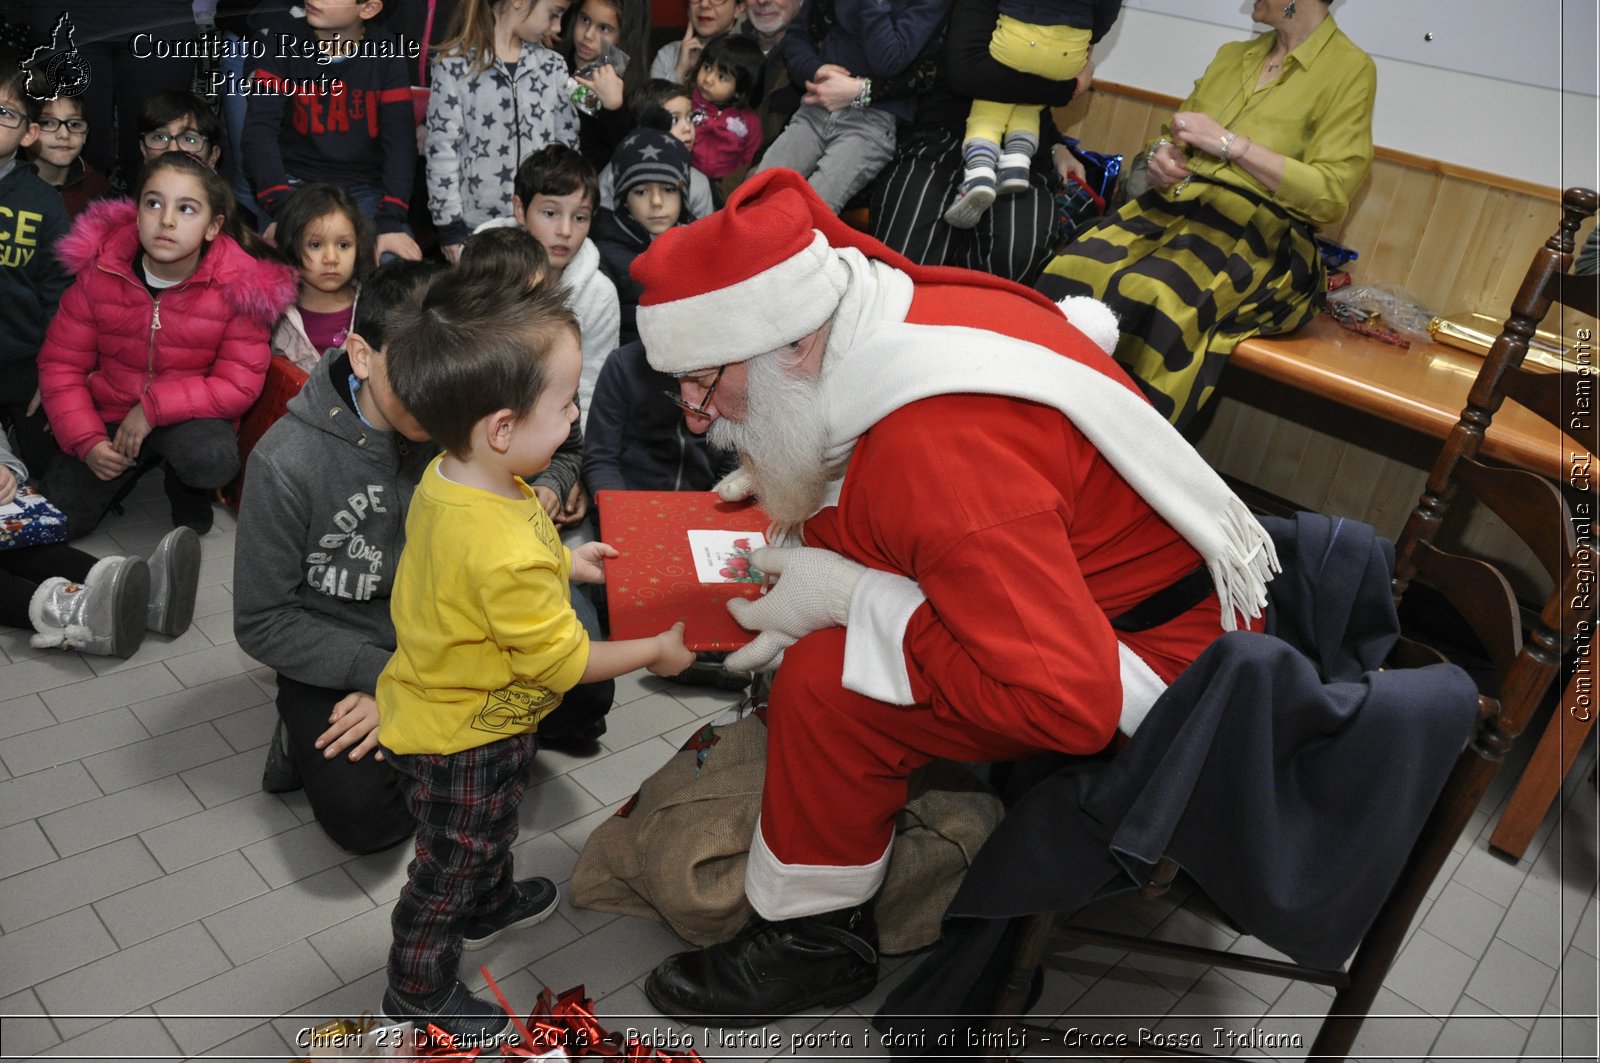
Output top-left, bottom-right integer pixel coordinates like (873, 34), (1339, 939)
(1036, 179), (1323, 431)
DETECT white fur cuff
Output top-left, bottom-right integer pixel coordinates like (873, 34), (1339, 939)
(842, 569), (926, 705)
(1117, 641), (1167, 736)
(744, 816), (893, 920)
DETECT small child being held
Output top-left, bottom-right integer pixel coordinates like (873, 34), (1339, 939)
(377, 272), (692, 1040)
(26, 95), (115, 217)
(271, 183), (376, 372)
(687, 34), (763, 183)
(944, 0), (1121, 228)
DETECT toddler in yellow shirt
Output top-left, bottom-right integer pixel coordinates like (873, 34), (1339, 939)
(375, 272), (694, 1044)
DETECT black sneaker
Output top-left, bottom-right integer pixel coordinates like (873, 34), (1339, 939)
(261, 718), (301, 793)
(381, 981), (511, 1048)
(462, 876), (559, 950)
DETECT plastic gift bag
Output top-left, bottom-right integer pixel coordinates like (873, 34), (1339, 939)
(564, 43), (629, 116)
(1326, 283), (1437, 347)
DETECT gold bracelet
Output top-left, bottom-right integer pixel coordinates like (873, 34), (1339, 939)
(1220, 130), (1238, 161)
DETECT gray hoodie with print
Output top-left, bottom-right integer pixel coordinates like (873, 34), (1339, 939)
(232, 350), (438, 694)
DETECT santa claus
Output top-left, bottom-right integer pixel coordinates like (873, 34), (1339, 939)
(631, 169), (1276, 1023)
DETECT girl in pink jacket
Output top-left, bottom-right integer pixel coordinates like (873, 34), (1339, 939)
(38, 153), (297, 539)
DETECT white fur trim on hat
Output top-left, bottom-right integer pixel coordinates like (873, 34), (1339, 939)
(1056, 295), (1120, 356)
(640, 232), (851, 374)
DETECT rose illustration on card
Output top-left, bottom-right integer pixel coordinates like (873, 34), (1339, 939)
(687, 530), (767, 584)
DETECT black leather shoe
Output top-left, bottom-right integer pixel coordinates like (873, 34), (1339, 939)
(644, 906), (878, 1026)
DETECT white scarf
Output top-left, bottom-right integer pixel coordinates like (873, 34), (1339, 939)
(815, 250), (1279, 630)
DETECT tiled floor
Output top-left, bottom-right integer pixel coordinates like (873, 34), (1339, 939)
(0, 475), (1596, 1061)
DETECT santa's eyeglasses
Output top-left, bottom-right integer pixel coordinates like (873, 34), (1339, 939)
(666, 364), (725, 418)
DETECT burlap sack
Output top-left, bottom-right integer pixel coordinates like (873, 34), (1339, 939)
(570, 711), (1003, 954)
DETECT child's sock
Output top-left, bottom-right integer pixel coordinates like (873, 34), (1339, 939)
(944, 139), (999, 230)
(999, 131), (1039, 195)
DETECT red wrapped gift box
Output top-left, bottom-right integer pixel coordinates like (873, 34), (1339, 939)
(596, 490), (769, 652)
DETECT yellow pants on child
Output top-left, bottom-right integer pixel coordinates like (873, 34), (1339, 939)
(966, 17), (1093, 146)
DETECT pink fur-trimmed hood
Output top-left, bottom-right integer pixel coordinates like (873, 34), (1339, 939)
(54, 197), (298, 328)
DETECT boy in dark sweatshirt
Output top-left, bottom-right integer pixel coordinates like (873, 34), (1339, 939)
(243, 0), (421, 261)
(233, 260), (445, 854)
(0, 60), (72, 476)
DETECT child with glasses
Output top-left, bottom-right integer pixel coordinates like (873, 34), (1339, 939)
(136, 91), (224, 170)
(26, 97), (114, 218)
(0, 60), (73, 478)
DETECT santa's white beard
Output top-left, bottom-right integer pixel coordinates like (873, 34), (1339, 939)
(708, 352), (834, 527)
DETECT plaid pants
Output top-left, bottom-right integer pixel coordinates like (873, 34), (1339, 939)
(385, 733), (537, 996)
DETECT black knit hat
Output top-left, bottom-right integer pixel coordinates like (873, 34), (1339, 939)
(612, 127), (691, 198)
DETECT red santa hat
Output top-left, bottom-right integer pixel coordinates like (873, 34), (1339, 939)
(632, 168), (1117, 374)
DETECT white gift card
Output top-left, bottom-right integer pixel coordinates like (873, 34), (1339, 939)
(686, 530), (767, 584)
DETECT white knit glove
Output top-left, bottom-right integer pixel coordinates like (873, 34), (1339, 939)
(725, 546), (865, 673)
(715, 466), (757, 502)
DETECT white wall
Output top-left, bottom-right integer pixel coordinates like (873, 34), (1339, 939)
(1091, 7), (1599, 190)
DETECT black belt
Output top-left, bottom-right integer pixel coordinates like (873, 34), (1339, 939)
(1109, 564), (1215, 633)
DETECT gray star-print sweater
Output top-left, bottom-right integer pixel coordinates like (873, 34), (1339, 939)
(426, 43), (581, 246)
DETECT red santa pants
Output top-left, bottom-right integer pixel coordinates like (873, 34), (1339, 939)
(748, 627), (1059, 919)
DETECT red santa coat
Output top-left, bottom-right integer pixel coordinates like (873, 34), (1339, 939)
(755, 279), (1234, 882)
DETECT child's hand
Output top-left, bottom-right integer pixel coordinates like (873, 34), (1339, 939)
(649, 621), (695, 677)
(577, 62), (625, 111)
(376, 231), (423, 263)
(317, 691), (384, 762)
(571, 540), (618, 583)
(441, 243), (463, 265)
(532, 484), (563, 518)
(0, 466), (16, 505)
(112, 403), (152, 459)
(85, 440), (135, 481)
(555, 482), (589, 527)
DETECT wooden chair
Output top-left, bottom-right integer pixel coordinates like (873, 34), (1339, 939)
(1471, 188), (1597, 861)
(983, 186), (1598, 1061)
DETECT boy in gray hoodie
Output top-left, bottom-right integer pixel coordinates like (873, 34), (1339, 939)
(234, 260), (447, 855)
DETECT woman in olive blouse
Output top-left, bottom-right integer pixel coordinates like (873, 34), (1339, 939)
(1038, 0), (1375, 430)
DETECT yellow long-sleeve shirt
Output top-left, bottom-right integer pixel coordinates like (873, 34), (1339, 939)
(377, 457), (589, 755)
(1165, 15), (1376, 228)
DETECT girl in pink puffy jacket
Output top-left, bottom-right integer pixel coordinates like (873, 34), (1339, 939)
(38, 153), (298, 540)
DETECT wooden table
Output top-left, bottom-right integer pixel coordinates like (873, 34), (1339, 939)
(1230, 315), (1587, 481)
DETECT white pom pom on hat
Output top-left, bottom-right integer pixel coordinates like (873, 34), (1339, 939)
(1055, 295), (1120, 356)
